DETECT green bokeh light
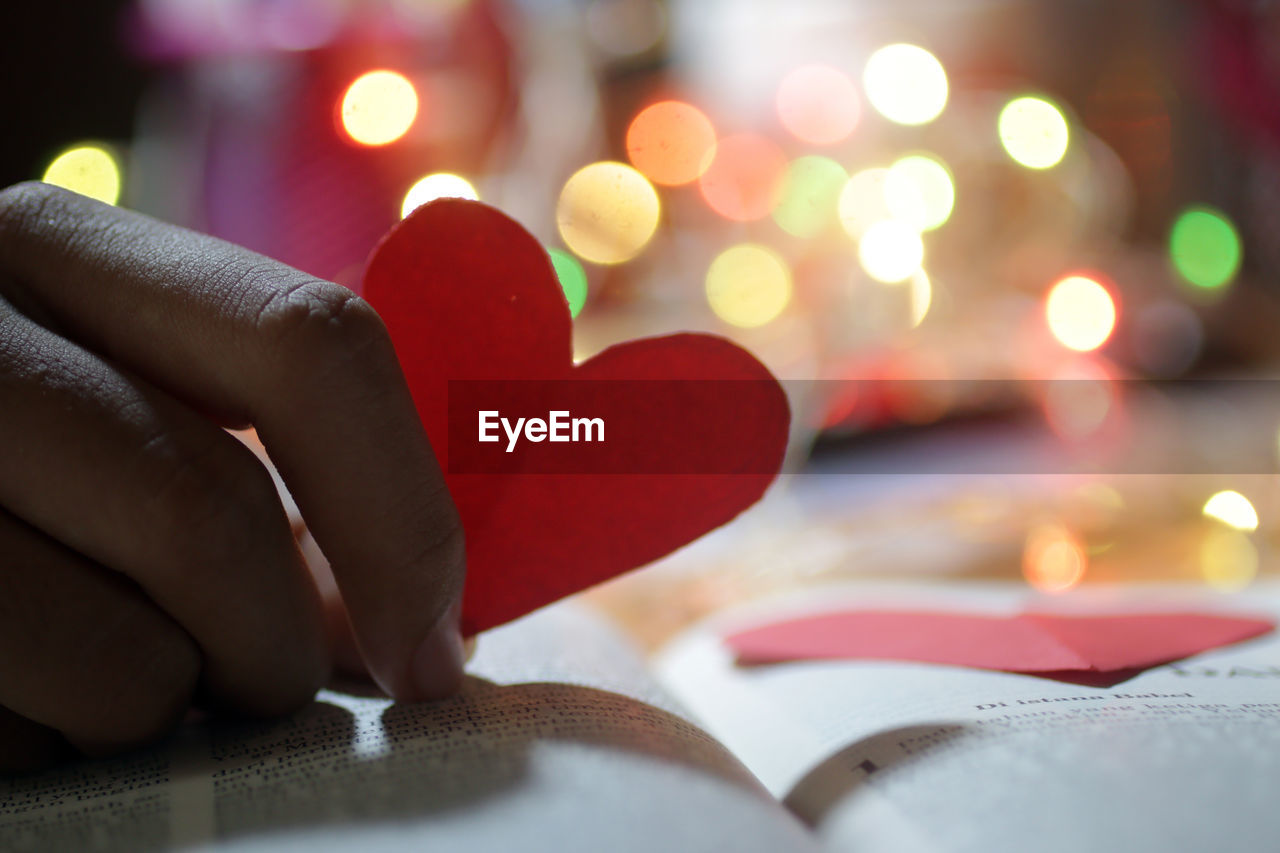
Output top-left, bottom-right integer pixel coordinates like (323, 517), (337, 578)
(548, 248), (589, 317)
(772, 155), (849, 238)
(1169, 207), (1242, 290)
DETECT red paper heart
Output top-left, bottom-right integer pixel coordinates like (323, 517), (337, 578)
(362, 199), (790, 635)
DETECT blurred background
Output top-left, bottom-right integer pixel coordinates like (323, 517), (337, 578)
(8, 0), (1280, 642)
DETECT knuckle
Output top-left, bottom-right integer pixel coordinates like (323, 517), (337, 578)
(78, 604), (200, 747)
(252, 279), (388, 371)
(140, 429), (284, 569)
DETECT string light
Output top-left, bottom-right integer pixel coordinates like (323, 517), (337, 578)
(41, 144), (121, 205)
(400, 173), (478, 218)
(1169, 207), (1242, 290)
(1201, 528), (1257, 591)
(999, 96), (1070, 169)
(1045, 275), (1117, 352)
(772, 156), (848, 238)
(548, 248), (589, 318)
(909, 269), (933, 327)
(1023, 524), (1087, 593)
(556, 161), (661, 265)
(698, 133), (788, 222)
(775, 64), (860, 145)
(838, 168), (894, 238)
(858, 220), (924, 284)
(705, 244), (792, 328)
(1202, 490), (1259, 532)
(863, 44), (948, 126)
(626, 100), (717, 186)
(885, 154), (955, 231)
(340, 70), (418, 146)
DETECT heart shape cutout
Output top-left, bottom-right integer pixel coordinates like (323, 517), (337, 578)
(363, 199), (790, 635)
(727, 609), (1275, 676)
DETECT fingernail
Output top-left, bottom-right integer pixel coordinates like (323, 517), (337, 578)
(406, 599), (465, 701)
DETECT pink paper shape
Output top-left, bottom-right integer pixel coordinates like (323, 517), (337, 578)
(727, 610), (1275, 674)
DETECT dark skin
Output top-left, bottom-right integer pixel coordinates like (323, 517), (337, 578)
(0, 182), (467, 771)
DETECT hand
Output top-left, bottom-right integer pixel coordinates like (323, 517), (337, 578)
(0, 183), (466, 771)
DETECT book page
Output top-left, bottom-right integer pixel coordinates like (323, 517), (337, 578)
(655, 583), (1280, 853)
(1, 603), (815, 853)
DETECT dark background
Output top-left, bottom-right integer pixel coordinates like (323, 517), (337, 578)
(0, 1), (145, 189)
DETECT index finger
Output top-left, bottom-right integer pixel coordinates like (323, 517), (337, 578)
(0, 183), (465, 702)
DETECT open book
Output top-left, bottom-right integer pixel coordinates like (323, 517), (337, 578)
(4, 584), (1280, 852)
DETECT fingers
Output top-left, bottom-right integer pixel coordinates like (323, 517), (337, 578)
(0, 299), (327, 717)
(297, 527), (367, 677)
(0, 183), (465, 701)
(0, 508), (198, 758)
(0, 706), (68, 773)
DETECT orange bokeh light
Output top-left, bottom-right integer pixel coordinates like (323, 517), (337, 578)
(775, 64), (860, 145)
(1023, 524), (1087, 593)
(626, 100), (717, 187)
(698, 133), (788, 222)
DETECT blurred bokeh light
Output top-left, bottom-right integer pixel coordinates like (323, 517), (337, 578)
(699, 133), (787, 222)
(706, 244), (792, 328)
(862, 44), (948, 126)
(548, 247), (589, 318)
(885, 154), (954, 232)
(557, 162), (661, 265)
(401, 173), (479, 218)
(1202, 490), (1259, 532)
(1046, 275), (1117, 352)
(42, 144), (121, 205)
(1169, 207), (1242, 290)
(626, 101), (717, 187)
(772, 155), (848, 238)
(775, 64), (860, 146)
(999, 96), (1070, 169)
(859, 220), (925, 284)
(340, 70), (419, 147)
(1023, 524), (1087, 593)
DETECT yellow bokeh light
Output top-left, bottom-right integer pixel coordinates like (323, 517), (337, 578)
(705, 244), (792, 328)
(1023, 524), (1087, 593)
(863, 44), (948, 126)
(1202, 490), (1259, 532)
(838, 168), (894, 238)
(886, 154), (955, 231)
(1200, 528), (1258, 591)
(556, 161), (661, 265)
(42, 145), (121, 205)
(858, 220), (924, 284)
(1046, 275), (1117, 352)
(401, 173), (478, 218)
(340, 70), (419, 146)
(909, 269), (932, 327)
(999, 96), (1069, 170)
